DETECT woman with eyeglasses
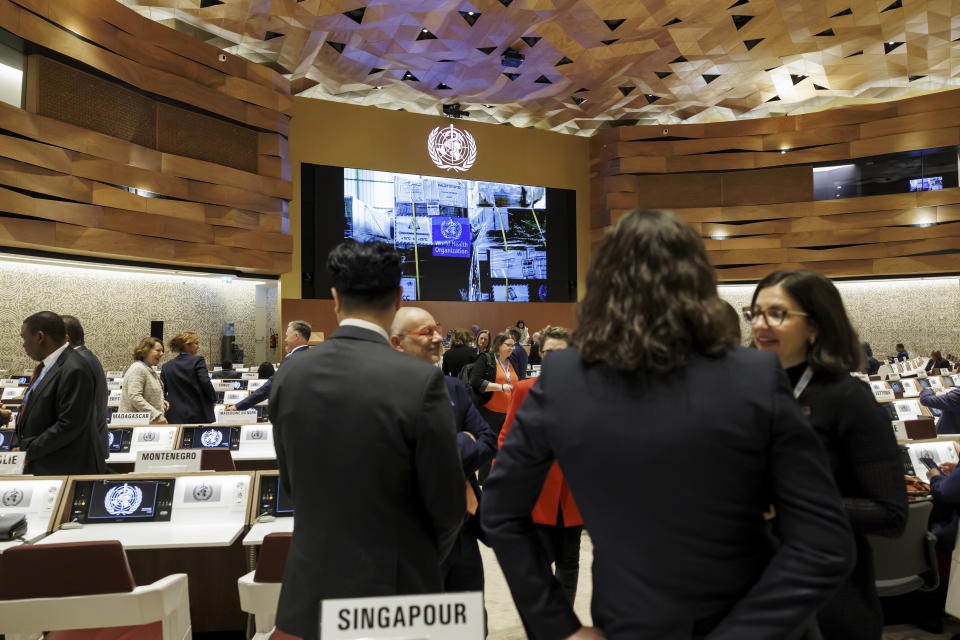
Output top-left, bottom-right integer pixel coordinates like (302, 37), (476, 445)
(746, 270), (907, 640)
(482, 210), (855, 640)
(470, 331), (517, 483)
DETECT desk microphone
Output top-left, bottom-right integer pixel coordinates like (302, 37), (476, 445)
(60, 521), (83, 530)
(255, 513), (276, 523)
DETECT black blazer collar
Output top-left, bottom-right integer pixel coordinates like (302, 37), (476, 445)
(330, 324), (390, 345)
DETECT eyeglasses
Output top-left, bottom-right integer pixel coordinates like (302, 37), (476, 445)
(402, 324), (443, 337)
(742, 306), (809, 327)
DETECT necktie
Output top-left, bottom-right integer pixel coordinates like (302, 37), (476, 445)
(16, 362), (45, 438)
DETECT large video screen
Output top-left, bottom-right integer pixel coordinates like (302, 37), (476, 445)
(345, 169), (548, 301)
(300, 164), (576, 302)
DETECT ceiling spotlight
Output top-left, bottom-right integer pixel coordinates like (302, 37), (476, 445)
(468, 11), (475, 15)
(423, 28), (429, 32)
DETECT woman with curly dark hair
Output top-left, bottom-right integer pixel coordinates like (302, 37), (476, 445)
(482, 209), (855, 640)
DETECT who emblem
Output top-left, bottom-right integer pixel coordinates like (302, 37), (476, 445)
(104, 483), (143, 516)
(192, 483), (214, 502)
(427, 124), (477, 172)
(440, 219), (463, 240)
(201, 429), (224, 447)
(1, 488), (24, 507)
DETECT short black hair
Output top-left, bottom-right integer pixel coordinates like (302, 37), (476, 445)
(221, 360), (233, 369)
(508, 327), (521, 341)
(896, 343), (905, 350)
(61, 314), (84, 345)
(327, 240), (401, 311)
(23, 311), (66, 343)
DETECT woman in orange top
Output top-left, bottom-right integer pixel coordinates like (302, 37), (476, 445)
(498, 325), (583, 606)
(470, 331), (517, 482)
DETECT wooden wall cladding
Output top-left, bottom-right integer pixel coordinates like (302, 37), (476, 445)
(591, 88), (960, 281)
(0, 0), (292, 274)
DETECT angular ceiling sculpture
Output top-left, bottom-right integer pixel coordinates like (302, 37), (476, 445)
(121, 0), (960, 136)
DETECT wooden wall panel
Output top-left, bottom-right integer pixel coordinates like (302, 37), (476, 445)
(0, 2), (291, 274)
(592, 88), (960, 281)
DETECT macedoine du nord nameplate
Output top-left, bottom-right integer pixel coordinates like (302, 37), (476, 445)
(320, 592), (483, 639)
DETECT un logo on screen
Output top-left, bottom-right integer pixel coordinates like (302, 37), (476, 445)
(440, 219), (463, 241)
(201, 429), (224, 447)
(108, 432), (115, 447)
(192, 483), (214, 502)
(105, 483), (143, 516)
(427, 124), (477, 172)
(1, 488), (24, 507)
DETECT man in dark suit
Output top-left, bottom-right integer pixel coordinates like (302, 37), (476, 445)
(17, 311), (100, 476)
(210, 360), (235, 379)
(270, 241), (465, 640)
(390, 306), (496, 596)
(507, 326), (528, 380)
(225, 321), (310, 412)
(62, 315), (108, 471)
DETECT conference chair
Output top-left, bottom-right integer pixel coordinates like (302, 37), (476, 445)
(238, 532), (291, 640)
(869, 500), (938, 597)
(0, 540), (190, 640)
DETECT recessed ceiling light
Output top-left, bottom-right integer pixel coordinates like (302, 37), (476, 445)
(468, 11), (474, 15)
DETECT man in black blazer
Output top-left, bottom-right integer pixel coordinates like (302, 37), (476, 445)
(270, 241), (465, 640)
(17, 311), (100, 476)
(225, 321), (311, 413)
(63, 315), (108, 471)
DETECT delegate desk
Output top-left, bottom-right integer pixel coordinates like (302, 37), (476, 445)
(179, 422), (277, 470)
(39, 471), (255, 632)
(0, 476), (67, 553)
(243, 471), (293, 549)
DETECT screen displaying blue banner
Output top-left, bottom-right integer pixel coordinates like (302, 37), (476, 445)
(432, 217), (470, 258)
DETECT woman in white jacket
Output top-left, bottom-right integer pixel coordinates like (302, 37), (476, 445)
(119, 337), (168, 423)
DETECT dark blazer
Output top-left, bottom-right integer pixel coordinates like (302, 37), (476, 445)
(74, 344), (108, 469)
(210, 369), (236, 379)
(160, 353), (216, 424)
(508, 342), (528, 380)
(270, 324), (465, 640)
(18, 346), (101, 476)
(441, 345), (476, 379)
(235, 345), (308, 411)
(482, 347), (854, 640)
(921, 388), (960, 434)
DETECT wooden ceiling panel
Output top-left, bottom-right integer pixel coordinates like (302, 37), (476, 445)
(119, 0), (960, 136)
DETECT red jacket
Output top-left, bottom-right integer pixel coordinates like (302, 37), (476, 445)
(497, 377), (582, 527)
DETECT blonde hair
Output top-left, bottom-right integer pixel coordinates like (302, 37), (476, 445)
(168, 331), (198, 353)
(133, 337), (162, 361)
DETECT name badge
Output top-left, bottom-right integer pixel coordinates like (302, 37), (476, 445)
(218, 410), (258, 424)
(873, 388), (895, 402)
(0, 379), (20, 388)
(320, 592), (484, 640)
(0, 451), (26, 475)
(111, 412), (151, 426)
(106, 371), (124, 378)
(134, 450), (201, 473)
(241, 372), (258, 380)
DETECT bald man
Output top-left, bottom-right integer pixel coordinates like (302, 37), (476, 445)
(391, 307), (497, 595)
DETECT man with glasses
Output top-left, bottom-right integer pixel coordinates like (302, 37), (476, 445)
(390, 307), (496, 599)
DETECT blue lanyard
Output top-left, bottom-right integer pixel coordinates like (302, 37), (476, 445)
(495, 356), (512, 383)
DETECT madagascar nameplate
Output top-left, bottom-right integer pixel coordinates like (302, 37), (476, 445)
(320, 592), (483, 639)
(110, 412), (151, 426)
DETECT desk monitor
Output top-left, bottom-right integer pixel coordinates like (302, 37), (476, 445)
(883, 403), (898, 421)
(918, 378), (931, 390)
(931, 407), (943, 417)
(900, 445), (917, 476)
(15, 376), (27, 385)
(889, 381), (904, 393)
(70, 479), (175, 523)
(0, 428), (15, 451)
(944, 376), (956, 388)
(107, 428), (132, 453)
(232, 380), (248, 391)
(181, 425), (241, 450)
(215, 391), (225, 403)
(257, 475), (293, 517)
